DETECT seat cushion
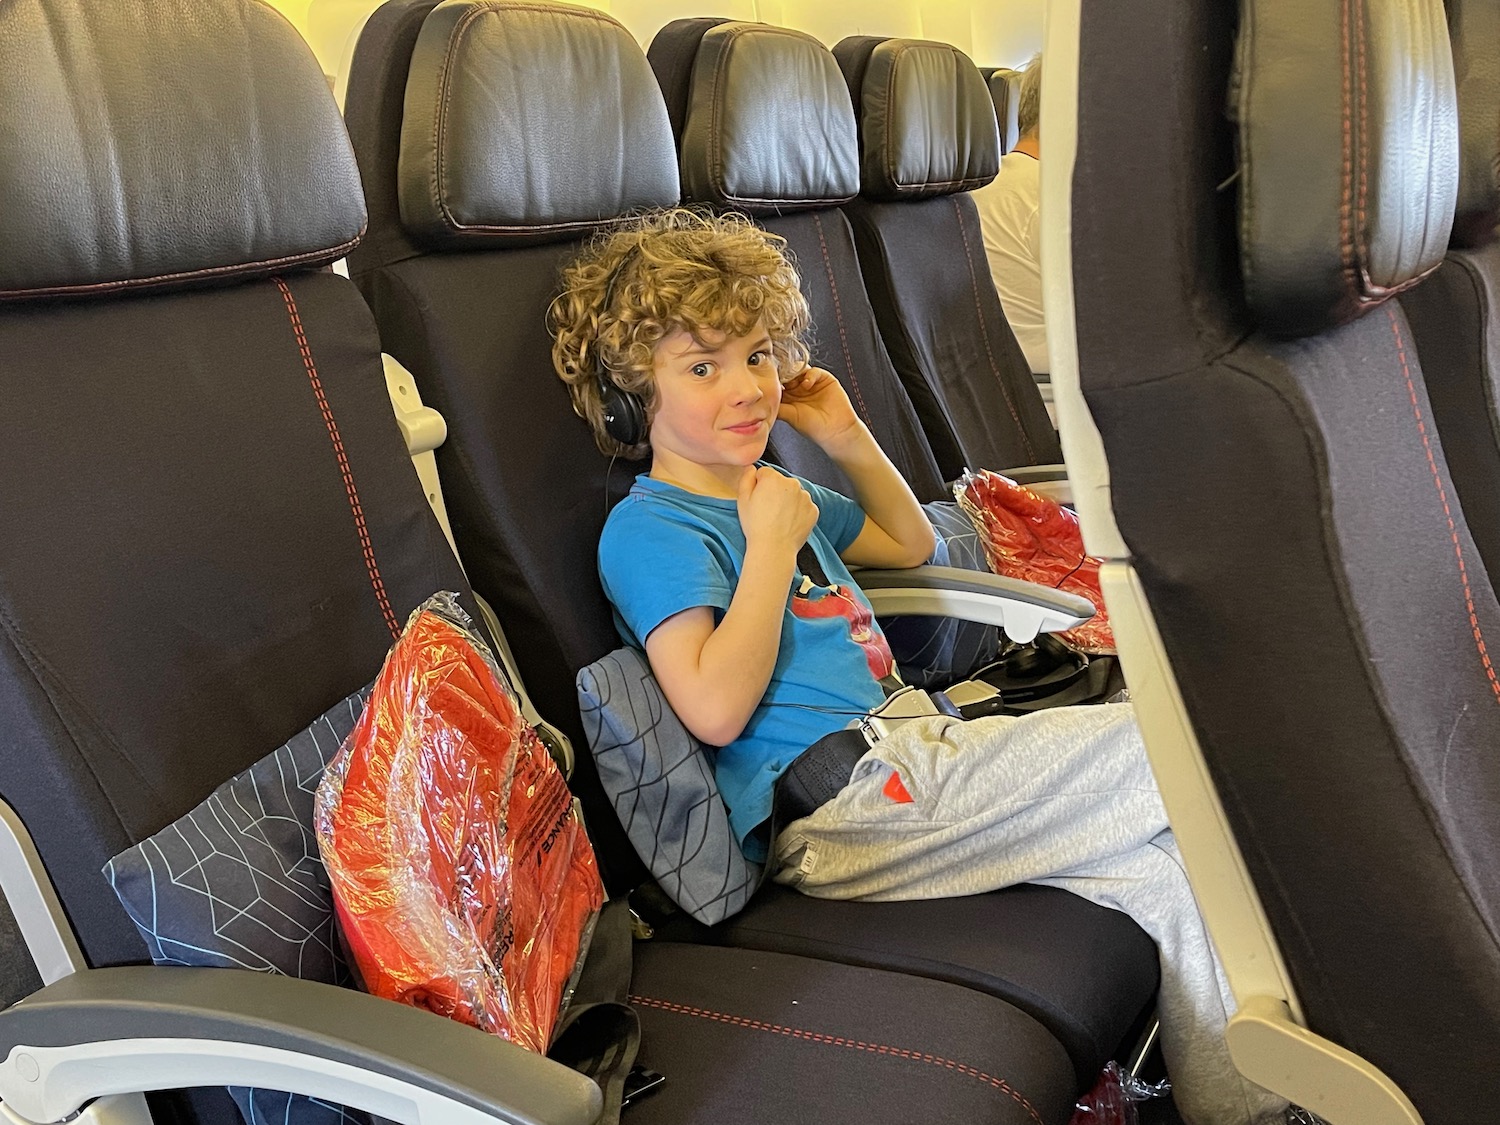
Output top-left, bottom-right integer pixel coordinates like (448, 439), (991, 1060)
(680, 882), (1158, 1086)
(629, 941), (1077, 1124)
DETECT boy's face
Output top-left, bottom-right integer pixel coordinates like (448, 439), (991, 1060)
(647, 321), (783, 478)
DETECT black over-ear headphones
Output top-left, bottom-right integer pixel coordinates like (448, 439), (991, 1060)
(595, 245), (647, 447)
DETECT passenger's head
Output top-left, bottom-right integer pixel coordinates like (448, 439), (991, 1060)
(1017, 53), (1042, 140)
(550, 208), (811, 459)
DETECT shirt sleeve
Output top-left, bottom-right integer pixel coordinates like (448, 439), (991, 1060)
(598, 500), (736, 647)
(796, 476), (869, 554)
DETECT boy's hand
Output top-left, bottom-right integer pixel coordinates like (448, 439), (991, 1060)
(777, 366), (864, 455)
(737, 466), (818, 558)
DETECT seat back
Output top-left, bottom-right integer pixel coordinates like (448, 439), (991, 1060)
(344, 0), (683, 893)
(0, 0), (472, 1116)
(1400, 0), (1500, 580)
(832, 35), (1061, 480)
(986, 66), (1023, 153)
(647, 19), (949, 502)
(1061, 0), (1500, 1121)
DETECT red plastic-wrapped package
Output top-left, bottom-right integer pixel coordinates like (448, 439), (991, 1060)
(315, 593), (604, 1054)
(1067, 1062), (1170, 1125)
(956, 469), (1116, 654)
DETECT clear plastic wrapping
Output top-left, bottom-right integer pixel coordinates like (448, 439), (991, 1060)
(1068, 1061), (1171, 1125)
(315, 593), (604, 1054)
(956, 469), (1116, 654)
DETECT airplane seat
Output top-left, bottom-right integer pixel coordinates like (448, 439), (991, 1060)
(646, 18), (949, 502)
(0, 2), (1080, 1123)
(342, 0), (1159, 1096)
(0, 0), (577, 1120)
(831, 35), (1064, 483)
(1063, 0), (1500, 1121)
(988, 67), (1024, 154)
(1399, 0), (1500, 581)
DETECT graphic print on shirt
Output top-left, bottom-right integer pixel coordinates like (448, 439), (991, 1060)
(790, 544), (895, 681)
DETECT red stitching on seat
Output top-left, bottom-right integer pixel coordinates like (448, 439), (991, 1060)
(1339, 0), (1355, 294)
(1389, 307), (1500, 704)
(274, 277), (402, 641)
(1353, 0), (1369, 250)
(810, 213), (873, 426)
(630, 993), (1044, 1125)
(952, 195), (1035, 461)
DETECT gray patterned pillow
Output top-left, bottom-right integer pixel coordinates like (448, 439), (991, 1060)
(104, 684), (374, 1125)
(577, 648), (760, 925)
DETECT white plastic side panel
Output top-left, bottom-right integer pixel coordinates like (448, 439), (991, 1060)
(1039, 0), (1127, 562)
(1099, 563), (1299, 1016)
(0, 801), (84, 986)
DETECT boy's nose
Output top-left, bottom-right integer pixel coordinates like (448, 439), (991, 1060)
(728, 363), (765, 402)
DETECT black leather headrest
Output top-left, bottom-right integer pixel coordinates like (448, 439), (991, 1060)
(0, 0), (366, 303)
(833, 36), (1001, 201)
(648, 20), (860, 214)
(1233, 0), (1459, 337)
(1448, 0), (1500, 247)
(398, 0), (678, 247)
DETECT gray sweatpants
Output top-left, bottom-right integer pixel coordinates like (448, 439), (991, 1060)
(772, 703), (1288, 1125)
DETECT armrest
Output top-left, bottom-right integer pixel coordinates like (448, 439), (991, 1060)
(0, 967), (601, 1125)
(993, 463), (1072, 506)
(857, 565), (1094, 644)
(996, 462), (1068, 485)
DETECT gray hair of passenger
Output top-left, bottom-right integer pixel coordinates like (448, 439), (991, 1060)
(1018, 53), (1042, 137)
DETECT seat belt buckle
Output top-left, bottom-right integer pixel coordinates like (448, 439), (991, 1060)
(853, 686), (944, 746)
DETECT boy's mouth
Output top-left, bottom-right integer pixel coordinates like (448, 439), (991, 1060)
(724, 419), (766, 435)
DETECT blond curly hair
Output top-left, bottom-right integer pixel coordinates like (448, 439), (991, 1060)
(550, 208), (811, 458)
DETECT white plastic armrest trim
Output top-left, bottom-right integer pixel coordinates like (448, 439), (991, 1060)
(969, 464), (1072, 505)
(0, 969), (598, 1125)
(382, 354), (458, 560)
(2, 1038), (548, 1125)
(857, 565), (1093, 643)
(998, 462), (1068, 485)
(1028, 478), (1072, 506)
(376, 360), (574, 777)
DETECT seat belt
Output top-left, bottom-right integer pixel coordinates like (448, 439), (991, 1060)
(548, 899), (642, 1123)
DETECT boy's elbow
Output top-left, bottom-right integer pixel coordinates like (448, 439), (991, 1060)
(682, 710), (748, 748)
(902, 525), (937, 568)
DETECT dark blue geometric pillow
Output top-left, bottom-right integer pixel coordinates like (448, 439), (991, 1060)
(104, 684), (373, 1125)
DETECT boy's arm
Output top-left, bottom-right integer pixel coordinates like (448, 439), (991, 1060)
(644, 467), (816, 747)
(778, 367), (935, 569)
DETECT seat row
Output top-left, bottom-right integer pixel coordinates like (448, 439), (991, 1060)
(1062, 0), (1500, 1123)
(0, 2), (1151, 1125)
(4, 0), (1497, 1122)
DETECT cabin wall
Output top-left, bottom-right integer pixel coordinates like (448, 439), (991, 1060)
(266, 0), (1043, 93)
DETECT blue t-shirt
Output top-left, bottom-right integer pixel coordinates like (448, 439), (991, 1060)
(599, 468), (894, 857)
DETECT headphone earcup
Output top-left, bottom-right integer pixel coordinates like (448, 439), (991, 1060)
(598, 366), (646, 447)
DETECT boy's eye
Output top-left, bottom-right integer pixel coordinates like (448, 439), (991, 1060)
(690, 362), (713, 378)
(748, 350), (771, 366)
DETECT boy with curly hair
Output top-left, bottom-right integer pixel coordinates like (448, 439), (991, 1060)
(552, 208), (1285, 1125)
